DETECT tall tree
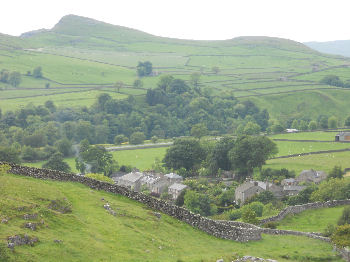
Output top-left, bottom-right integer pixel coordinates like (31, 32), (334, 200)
(32, 66), (43, 78)
(8, 71), (21, 87)
(137, 61), (153, 77)
(228, 136), (278, 179)
(42, 152), (71, 172)
(163, 137), (205, 171)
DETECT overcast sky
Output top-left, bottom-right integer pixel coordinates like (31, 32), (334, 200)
(1, 0), (349, 42)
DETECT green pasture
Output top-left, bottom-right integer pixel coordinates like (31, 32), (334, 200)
(276, 205), (346, 233)
(23, 157), (78, 173)
(0, 89), (127, 112)
(111, 147), (169, 171)
(274, 140), (350, 157)
(265, 151), (350, 174)
(270, 131), (343, 141)
(0, 171), (342, 261)
(248, 89), (350, 121)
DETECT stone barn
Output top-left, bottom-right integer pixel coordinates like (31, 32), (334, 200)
(335, 132), (350, 142)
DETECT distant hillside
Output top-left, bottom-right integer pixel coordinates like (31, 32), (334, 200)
(1, 14), (350, 123)
(305, 40), (350, 57)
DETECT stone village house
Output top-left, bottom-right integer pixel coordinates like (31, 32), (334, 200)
(115, 171), (186, 199)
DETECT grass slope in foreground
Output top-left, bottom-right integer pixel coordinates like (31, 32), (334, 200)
(0, 172), (341, 262)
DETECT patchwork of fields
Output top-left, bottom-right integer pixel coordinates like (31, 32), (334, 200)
(2, 15), (350, 122)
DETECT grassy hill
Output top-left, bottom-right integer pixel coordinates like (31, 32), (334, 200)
(0, 170), (342, 261)
(1, 15), (350, 122)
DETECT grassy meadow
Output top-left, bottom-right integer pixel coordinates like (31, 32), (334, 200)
(265, 151), (350, 174)
(274, 140), (350, 157)
(276, 205), (346, 233)
(0, 171), (342, 262)
(111, 147), (169, 171)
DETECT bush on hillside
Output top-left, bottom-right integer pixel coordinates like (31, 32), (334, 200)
(310, 178), (350, 202)
(338, 206), (350, 226)
(243, 202), (264, 217)
(241, 208), (258, 225)
(228, 209), (242, 221)
(323, 223), (336, 237)
(331, 224), (350, 247)
(264, 221), (278, 229)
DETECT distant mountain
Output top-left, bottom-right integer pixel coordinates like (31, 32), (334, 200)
(305, 40), (350, 57)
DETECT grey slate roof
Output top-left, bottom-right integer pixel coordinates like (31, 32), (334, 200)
(165, 173), (182, 180)
(168, 183), (187, 191)
(119, 172), (144, 183)
(283, 185), (306, 191)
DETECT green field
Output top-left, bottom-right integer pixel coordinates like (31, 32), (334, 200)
(277, 206), (346, 233)
(265, 151), (350, 174)
(23, 157), (78, 173)
(271, 131), (345, 141)
(274, 140), (350, 157)
(0, 171), (342, 261)
(2, 14), (350, 122)
(111, 147), (169, 171)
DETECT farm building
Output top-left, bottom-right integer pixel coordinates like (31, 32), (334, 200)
(335, 132), (350, 142)
(168, 183), (187, 199)
(296, 169), (327, 184)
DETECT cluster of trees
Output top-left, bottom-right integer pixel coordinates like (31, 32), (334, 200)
(273, 114), (350, 132)
(177, 178), (236, 216)
(137, 61), (153, 77)
(0, 67), (43, 88)
(320, 75), (350, 88)
(163, 135), (278, 179)
(0, 69), (21, 87)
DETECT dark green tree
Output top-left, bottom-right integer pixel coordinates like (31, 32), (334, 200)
(163, 137), (205, 171)
(55, 138), (72, 157)
(42, 152), (71, 172)
(32, 66), (43, 78)
(207, 136), (235, 173)
(133, 79), (143, 88)
(190, 123), (208, 140)
(129, 132), (146, 145)
(136, 61), (153, 77)
(114, 134), (128, 145)
(338, 206), (350, 226)
(0, 146), (21, 164)
(228, 136), (278, 179)
(75, 157), (86, 174)
(328, 166), (343, 179)
(8, 71), (21, 87)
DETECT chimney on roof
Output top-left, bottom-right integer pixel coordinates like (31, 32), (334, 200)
(254, 181), (258, 186)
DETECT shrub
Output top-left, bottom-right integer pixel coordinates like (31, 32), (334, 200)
(323, 223), (336, 237)
(129, 132), (146, 145)
(114, 135), (128, 145)
(228, 209), (242, 221)
(338, 206), (350, 226)
(247, 202), (264, 217)
(241, 208), (258, 225)
(331, 224), (350, 247)
(264, 221), (278, 229)
(85, 173), (114, 184)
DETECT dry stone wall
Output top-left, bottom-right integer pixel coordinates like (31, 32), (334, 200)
(1, 162), (261, 242)
(260, 199), (350, 224)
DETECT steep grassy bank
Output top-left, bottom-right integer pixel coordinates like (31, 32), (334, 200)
(0, 172), (341, 261)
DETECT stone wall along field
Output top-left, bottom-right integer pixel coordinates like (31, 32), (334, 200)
(1, 162), (261, 242)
